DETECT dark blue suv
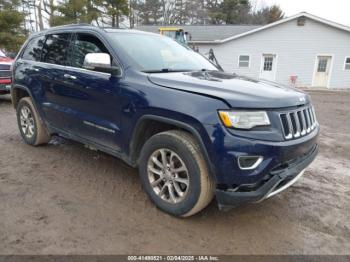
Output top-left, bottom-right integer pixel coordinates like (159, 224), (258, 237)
(12, 25), (319, 217)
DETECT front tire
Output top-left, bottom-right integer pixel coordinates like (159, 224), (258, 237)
(139, 130), (214, 217)
(16, 97), (51, 146)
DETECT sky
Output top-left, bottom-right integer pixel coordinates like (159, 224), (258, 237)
(256, 0), (350, 26)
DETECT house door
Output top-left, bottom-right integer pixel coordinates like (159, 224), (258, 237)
(260, 54), (277, 81)
(313, 56), (332, 87)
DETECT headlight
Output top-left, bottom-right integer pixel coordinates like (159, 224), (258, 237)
(218, 110), (270, 129)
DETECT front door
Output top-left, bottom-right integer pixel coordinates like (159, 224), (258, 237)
(62, 32), (123, 150)
(260, 54), (277, 81)
(313, 56), (332, 88)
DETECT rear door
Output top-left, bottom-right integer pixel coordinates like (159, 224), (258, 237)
(39, 33), (75, 129)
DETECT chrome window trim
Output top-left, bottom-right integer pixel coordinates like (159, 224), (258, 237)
(19, 59), (117, 77)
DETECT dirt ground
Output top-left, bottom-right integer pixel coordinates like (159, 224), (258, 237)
(0, 91), (349, 255)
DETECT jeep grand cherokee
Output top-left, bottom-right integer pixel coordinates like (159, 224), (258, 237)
(12, 25), (319, 217)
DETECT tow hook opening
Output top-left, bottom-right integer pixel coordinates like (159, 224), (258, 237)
(238, 156), (263, 170)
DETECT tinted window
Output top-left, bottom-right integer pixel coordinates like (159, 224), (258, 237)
(42, 33), (71, 65)
(71, 34), (109, 69)
(22, 35), (46, 61)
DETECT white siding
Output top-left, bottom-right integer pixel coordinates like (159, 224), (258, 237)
(197, 18), (350, 89)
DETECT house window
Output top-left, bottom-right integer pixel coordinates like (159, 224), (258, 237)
(345, 57), (350, 70)
(239, 55), (250, 68)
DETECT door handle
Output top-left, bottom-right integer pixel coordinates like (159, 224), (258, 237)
(63, 73), (77, 80)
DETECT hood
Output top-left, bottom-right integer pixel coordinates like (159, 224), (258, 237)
(147, 71), (310, 109)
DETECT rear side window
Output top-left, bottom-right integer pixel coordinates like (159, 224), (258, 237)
(22, 35), (46, 61)
(41, 33), (71, 65)
(71, 33), (109, 69)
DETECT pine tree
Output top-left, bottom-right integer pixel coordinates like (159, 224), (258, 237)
(206, 0), (224, 24)
(264, 5), (284, 24)
(51, 0), (103, 26)
(0, 0), (25, 52)
(102, 0), (129, 27)
(220, 0), (251, 24)
(250, 4), (284, 24)
(138, 0), (162, 25)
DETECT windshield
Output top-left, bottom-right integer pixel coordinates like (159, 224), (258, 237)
(0, 50), (6, 57)
(108, 33), (217, 72)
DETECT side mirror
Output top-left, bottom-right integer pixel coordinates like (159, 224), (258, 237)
(83, 53), (121, 77)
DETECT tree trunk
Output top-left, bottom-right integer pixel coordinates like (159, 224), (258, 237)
(47, 0), (55, 26)
(33, 0), (39, 31)
(129, 1), (134, 28)
(37, 0), (44, 30)
(112, 15), (116, 27)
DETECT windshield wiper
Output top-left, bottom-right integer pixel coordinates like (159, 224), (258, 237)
(142, 69), (192, 73)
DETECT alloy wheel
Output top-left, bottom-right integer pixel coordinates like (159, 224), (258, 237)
(20, 105), (35, 139)
(147, 148), (190, 204)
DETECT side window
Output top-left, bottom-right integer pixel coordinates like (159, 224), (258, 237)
(41, 33), (71, 65)
(71, 33), (110, 70)
(22, 35), (46, 61)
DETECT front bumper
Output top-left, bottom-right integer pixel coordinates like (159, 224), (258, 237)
(215, 144), (318, 208)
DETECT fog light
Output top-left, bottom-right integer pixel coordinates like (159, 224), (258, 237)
(238, 156), (263, 170)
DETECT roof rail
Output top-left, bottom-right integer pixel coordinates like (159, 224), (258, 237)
(99, 26), (128, 29)
(52, 23), (94, 28)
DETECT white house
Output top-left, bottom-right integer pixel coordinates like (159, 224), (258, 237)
(138, 13), (350, 89)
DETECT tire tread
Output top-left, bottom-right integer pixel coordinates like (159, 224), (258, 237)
(153, 130), (214, 217)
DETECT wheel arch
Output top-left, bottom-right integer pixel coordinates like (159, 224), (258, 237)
(11, 84), (34, 109)
(11, 84), (48, 130)
(129, 115), (216, 180)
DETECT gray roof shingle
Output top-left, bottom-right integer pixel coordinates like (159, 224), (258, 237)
(135, 25), (262, 42)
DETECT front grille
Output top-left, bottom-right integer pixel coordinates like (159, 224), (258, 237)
(280, 105), (317, 140)
(0, 64), (11, 70)
(0, 70), (11, 78)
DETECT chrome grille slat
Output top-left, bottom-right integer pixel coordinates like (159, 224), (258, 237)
(0, 71), (11, 78)
(0, 65), (11, 70)
(299, 111), (307, 135)
(280, 105), (317, 140)
(311, 107), (317, 129)
(308, 108), (313, 129)
(286, 113), (294, 139)
(305, 109), (311, 133)
(310, 107), (316, 129)
(293, 112), (301, 138)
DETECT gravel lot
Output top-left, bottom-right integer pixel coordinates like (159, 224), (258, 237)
(0, 91), (349, 255)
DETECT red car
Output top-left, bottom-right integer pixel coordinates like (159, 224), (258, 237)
(0, 50), (13, 94)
